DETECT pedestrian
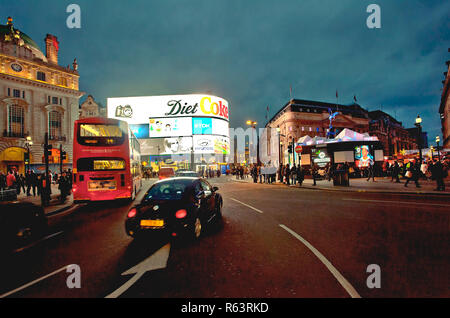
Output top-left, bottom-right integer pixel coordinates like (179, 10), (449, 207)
(404, 160), (420, 188)
(312, 164), (317, 186)
(0, 172), (6, 191)
(296, 165), (304, 186)
(284, 164), (291, 185)
(366, 158), (375, 182)
(391, 161), (400, 183)
(252, 165), (258, 183)
(278, 164), (283, 183)
(26, 170), (33, 196)
(430, 159), (446, 191)
(31, 170), (38, 196)
(291, 164), (297, 185)
(58, 172), (70, 203)
(6, 170), (16, 189)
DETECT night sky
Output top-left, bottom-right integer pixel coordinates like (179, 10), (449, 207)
(3, 0), (449, 144)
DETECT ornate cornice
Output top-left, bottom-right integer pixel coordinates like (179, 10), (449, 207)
(0, 72), (84, 97)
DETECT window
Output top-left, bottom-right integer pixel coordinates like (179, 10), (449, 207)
(77, 158), (126, 172)
(13, 89), (20, 98)
(7, 88), (10, 96)
(52, 97), (58, 105)
(37, 71), (46, 81)
(48, 111), (62, 139)
(8, 104), (24, 136)
(58, 77), (68, 87)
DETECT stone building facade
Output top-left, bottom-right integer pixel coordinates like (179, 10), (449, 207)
(79, 95), (106, 118)
(439, 54), (449, 149)
(368, 110), (418, 157)
(0, 17), (84, 174)
(265, 99), (370, 156)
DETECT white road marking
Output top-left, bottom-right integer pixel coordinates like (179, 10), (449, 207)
(13, 231), (64, 253)
(105, 243), (171, 298)
(0, 265), (70, 298)
(230, 198), (264, 214)
(342, 198), (450, 207)
(279, 224), (361, 298)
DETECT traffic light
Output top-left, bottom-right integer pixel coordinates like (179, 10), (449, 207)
(61, 151), (67, 161)
(287, 145), (293, 153)
(24, 152), (29, 163)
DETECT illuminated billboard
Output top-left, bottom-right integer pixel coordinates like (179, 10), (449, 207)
(129, 124), (149, 139)
(355, 145), (374, 168)
(193, 135), (230, 155)
(107, 94), (229, 124)
(149, 117), (192, 138)
(139, 137), (193, 156)
(108, 94), (230, 159)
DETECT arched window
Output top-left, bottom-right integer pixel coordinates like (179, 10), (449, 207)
(48, 111), (62, 139)
(8, 104), (24, 137)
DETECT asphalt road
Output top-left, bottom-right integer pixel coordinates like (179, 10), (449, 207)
(0, 177), (448, 298)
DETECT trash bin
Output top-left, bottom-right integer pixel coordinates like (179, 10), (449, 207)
(332, 170), (350, 186)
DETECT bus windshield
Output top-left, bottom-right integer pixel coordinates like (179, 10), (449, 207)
(78, 123), (125, 146)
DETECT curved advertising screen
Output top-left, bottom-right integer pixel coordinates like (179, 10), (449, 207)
(107, 95), (230, 164)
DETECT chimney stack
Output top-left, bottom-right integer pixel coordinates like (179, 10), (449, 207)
(45, 34), (59, 64)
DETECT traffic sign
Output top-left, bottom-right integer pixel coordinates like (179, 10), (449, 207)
(295, 145), (303, 153)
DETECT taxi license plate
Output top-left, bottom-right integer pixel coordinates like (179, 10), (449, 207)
(140, 219), (164, 227)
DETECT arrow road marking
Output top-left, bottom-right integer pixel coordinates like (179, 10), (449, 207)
(105, 243), (171, 298)
(279, 224), (361, 298)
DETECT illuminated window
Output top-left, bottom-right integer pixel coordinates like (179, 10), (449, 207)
(8, 104), (24, 136)
(48, 111), (62, 139)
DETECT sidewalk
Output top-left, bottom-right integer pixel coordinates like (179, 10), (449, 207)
(15, 183), (75, 216)
(229, 176), (450, 195)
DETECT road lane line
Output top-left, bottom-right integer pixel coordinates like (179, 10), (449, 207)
(230, 198), (264, 214)
(279, 224), (361, 298)
(13, 231), (64, 253)
(0, 265), (70, 298)
(342, 198), (450, 207)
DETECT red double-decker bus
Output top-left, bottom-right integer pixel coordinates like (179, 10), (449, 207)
(72, 117), (142, 203)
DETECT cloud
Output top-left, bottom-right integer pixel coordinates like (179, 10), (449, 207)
(5, 0), (449, 144)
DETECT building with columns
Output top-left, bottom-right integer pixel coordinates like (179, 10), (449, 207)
(0, 17), (84, 174)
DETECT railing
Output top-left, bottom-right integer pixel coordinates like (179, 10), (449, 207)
(2, 131), (27, 138)
(48, 135), (67, 142)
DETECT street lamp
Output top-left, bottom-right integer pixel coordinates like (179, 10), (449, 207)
(25, 136), (33, 172)
(414, 115), (422, 163)
(436, 135), (441, 162)
(246, 120), (257, 164)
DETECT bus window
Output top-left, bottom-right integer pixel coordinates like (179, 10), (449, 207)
(77, 158), (126, 171)
(78, 123), (126, 146)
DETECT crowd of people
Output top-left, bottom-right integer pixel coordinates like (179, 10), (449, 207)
(231, 156), (449, 191)
(0, 169), (73, 205)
